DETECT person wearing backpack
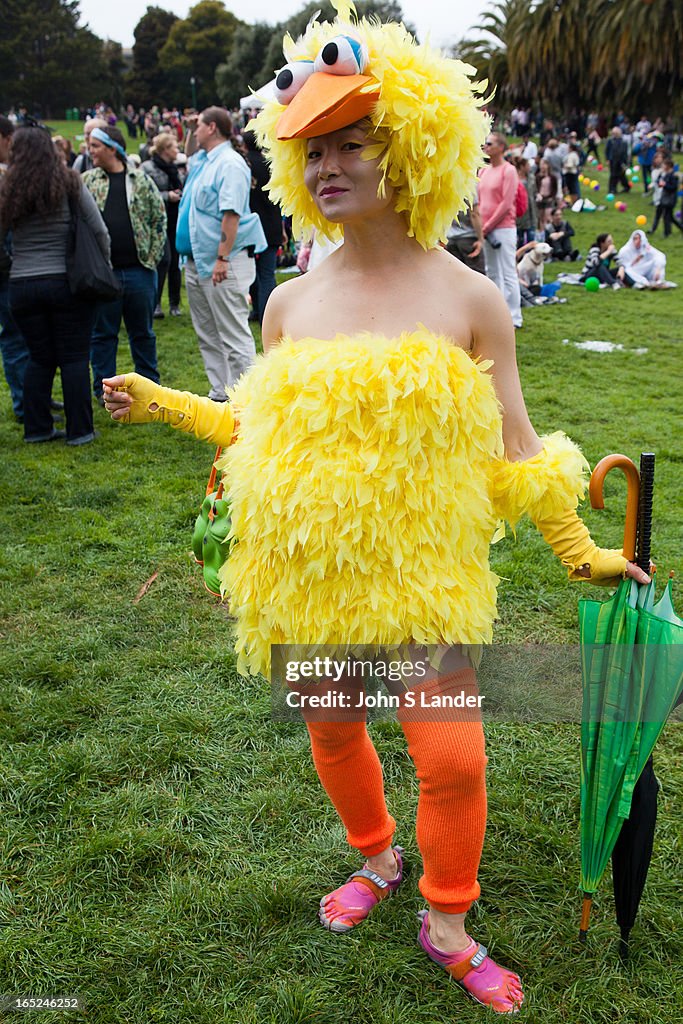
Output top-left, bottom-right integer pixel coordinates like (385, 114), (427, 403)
(478, 133), (523, 328)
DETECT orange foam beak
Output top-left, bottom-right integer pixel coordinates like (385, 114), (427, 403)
(276, 72), (380, 140)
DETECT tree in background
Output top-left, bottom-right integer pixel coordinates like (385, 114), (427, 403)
(455, 0), (683, 118)
(0, 0), (120, 116)
(157, 1), (243, 109)
(215, 22), (275, 108)
(99, 40), (127, 112)
(217, 0), (415, 109)
(125, 6), (179, 108)
(453, 0), (525, 106)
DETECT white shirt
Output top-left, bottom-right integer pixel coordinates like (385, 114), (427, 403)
(522, 140), (538, 165)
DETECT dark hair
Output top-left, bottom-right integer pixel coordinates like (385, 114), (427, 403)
(106, 125), (126, 151)
(200, 106), (233, 139)
(595, 233), (610, 248)
(0, 126), (81, 229)
(551, 207), (563, 216)
(242, 127), (259, 153)
(100, 125), (127, 165)
(0, 115), (14, 139)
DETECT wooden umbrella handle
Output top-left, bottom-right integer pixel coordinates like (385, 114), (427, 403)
(205, 445), (224, 497)
(588, 454), (640, 562)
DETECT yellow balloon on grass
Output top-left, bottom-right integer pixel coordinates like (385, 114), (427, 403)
(590, 180), (598, 188)
(636, 215), (647, 226)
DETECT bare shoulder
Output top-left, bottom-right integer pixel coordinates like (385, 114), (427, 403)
(261, 272), (313, 353)
(428, 247), (510, 346)
(428, 247), (496, 301)
(268, 271), (310, 311)
(437, 248), (499, 302)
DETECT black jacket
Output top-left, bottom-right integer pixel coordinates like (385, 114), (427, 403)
(605, 138), (628, 167)
(246, 150), (283, 247)
(658, 170), (678, 208)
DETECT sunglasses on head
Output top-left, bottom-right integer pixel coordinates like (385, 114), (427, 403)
(19, 115), (52, 135)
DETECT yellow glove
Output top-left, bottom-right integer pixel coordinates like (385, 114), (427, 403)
(110, 373), (236, 446)
(533, 506), (627, 586)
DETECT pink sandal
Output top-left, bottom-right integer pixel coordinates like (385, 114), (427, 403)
(417, 910), (524, 1014)
(318, 847), (404, 933)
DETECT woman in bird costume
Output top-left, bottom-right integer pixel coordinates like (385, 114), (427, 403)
(104, 1), (648, 1012)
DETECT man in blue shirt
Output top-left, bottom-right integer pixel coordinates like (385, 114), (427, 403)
(176, 107), (266, 400)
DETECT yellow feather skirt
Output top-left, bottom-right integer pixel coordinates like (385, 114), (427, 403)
(217, 330), (587, 677)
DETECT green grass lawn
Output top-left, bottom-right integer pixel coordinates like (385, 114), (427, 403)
(0, 169), (682, 1023)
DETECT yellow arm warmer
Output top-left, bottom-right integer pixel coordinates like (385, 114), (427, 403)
(112, 373), (236, 447)
(491, 431), (628, 585)
(532, 506), (627, 586)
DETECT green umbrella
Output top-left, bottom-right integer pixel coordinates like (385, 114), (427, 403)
(578, 453), (683, 941)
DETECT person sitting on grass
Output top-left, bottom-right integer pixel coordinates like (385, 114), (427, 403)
(617, 229), (667, 288)
(545, 207), (579, 261)
(101, 2), (648, 1014)
(580, 233), (633, 288)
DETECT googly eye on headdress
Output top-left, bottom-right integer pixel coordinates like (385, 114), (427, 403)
(313, 35), (368, 76)
(274, 60), (315, 104)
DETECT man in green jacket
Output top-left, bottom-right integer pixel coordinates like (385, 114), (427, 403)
(83, 126), (166, 402)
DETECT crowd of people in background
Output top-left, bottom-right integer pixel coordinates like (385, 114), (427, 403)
(442, 108), (681, 322)
(0, 99), (681, 445)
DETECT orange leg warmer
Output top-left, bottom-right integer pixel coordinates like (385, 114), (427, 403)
(306, 719), (398, 857)
(305, 669), (487, 914)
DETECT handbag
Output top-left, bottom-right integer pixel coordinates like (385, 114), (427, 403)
(66, 192), (122, 301)
(192, 446), (234, 597)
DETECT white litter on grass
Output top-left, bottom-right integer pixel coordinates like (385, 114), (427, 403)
(561, 339), (648, 354)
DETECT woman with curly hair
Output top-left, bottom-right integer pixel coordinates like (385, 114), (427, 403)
(0, 127), (110, 443)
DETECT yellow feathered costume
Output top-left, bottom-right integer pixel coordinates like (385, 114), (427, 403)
(110, 2), (627, 677)
(218, 332), (588, 677)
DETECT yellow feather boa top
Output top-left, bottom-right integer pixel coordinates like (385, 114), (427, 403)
(217, 330), (588, 677)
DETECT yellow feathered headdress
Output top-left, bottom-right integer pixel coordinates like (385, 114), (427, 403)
(252, 0), (489, 250)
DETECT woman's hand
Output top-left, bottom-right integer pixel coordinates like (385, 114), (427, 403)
(103, 375), (134, 420)
(575, 557), (651, 586)
(103, 374), (162, 424)
(625, 561), (651, 585)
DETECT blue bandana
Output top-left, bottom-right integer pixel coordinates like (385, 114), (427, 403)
(90, 127), (128, 161)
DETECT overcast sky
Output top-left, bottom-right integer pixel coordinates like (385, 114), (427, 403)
(78, 0), (490, 51)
